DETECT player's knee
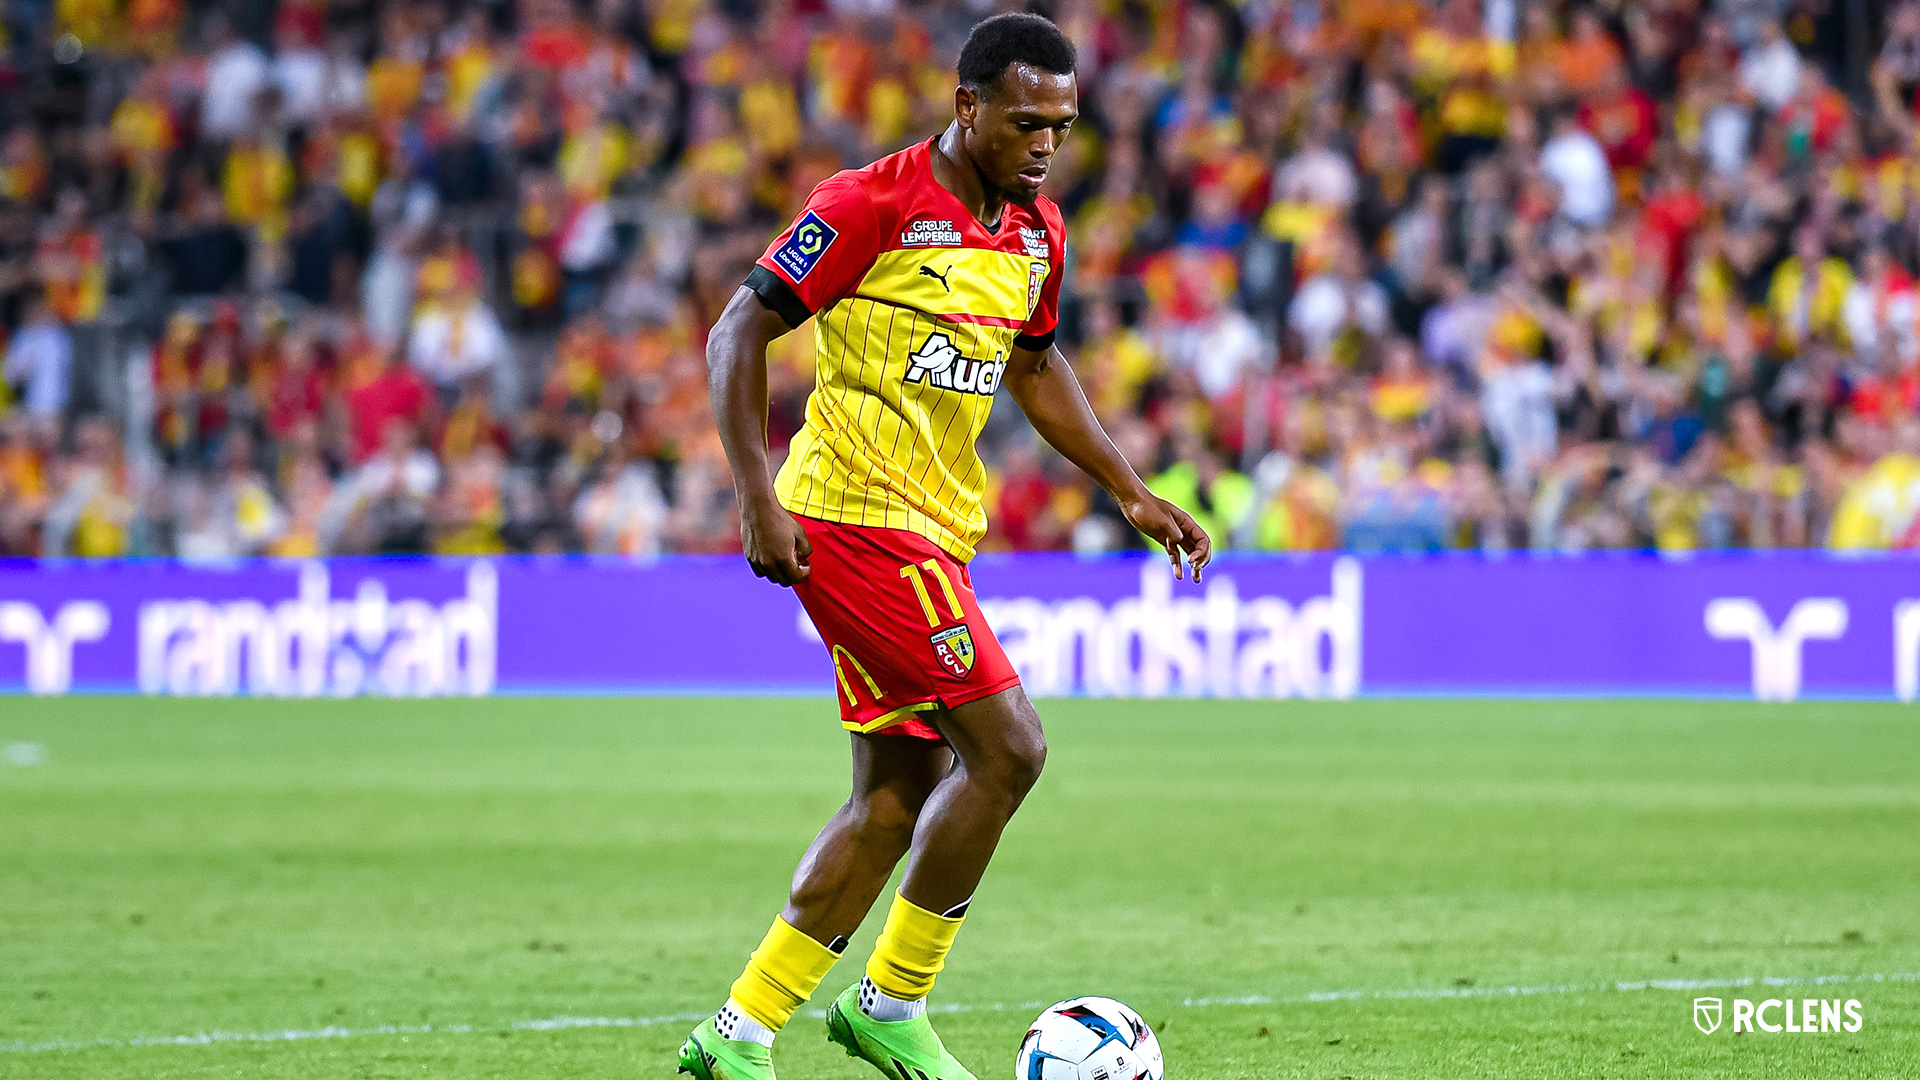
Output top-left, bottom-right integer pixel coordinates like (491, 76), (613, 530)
(848, 789), (920, 846)
(995, 726), (1046, 800)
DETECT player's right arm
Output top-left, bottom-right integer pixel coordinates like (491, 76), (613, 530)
(708, 285), (814, 585)
(709, 174), (879, 586)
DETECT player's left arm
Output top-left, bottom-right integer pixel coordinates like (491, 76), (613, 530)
(1002, 341), (1212, 580)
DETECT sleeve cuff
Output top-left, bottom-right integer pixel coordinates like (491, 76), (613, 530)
(1013, 328), (1057, 352)
(745, 265), (813, 329)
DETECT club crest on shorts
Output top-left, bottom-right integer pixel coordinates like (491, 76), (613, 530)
(930, 624), (975, 677)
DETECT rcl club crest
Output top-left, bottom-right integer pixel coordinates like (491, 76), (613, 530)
(1026, 261), (1047, 317)
(904, 331), (1006, 396)
(930, 624), (975, 677)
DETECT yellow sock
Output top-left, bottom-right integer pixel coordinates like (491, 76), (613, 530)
(728, 916), (842, 1031)
(864, 892), (965, 1001)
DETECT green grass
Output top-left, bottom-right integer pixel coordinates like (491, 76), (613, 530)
(1, 697), (1916, 1079)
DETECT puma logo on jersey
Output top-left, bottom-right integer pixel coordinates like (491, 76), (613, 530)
(919, 264), (952, 292)
(904, 331), (1005, 396)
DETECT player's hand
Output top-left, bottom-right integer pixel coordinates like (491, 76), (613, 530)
(1121, 495), (1212, 582)
(740, 499), (812, 586)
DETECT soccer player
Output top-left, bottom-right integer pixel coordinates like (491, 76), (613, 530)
(681, 14), (1211, 1080)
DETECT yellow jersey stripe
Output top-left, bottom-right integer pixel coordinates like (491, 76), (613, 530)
(774, 295), (1014, 560)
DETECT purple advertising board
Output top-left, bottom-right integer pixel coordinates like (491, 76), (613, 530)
(1, 552), (1917, 701)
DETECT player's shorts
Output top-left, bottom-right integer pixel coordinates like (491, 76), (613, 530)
(791, 512), (1020, 741)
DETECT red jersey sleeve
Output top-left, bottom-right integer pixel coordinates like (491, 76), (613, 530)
(1014, 200), (1066, 352)
(746, 173), (881, 328)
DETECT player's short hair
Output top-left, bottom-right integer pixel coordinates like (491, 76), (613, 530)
(957, 13), (1076, 98)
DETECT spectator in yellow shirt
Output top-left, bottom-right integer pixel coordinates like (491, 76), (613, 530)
(1828, 419), (1920, 548)
(1768, 226), (1854, 350)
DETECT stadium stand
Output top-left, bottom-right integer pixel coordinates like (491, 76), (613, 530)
(0, 0), (1915, 559)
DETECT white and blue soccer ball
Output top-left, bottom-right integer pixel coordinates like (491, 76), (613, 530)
(1015, 996), (1164, 1080)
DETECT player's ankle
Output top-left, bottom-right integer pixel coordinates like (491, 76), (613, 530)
(716, 1000), (777, 1047)
(857, 975), (927, 1022)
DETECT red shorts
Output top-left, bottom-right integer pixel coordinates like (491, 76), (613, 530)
(791, 513), (1020, 740)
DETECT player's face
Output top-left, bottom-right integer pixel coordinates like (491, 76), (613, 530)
(959, 63), (1078, 206)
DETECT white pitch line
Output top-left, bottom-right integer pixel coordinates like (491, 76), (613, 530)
(1180, 969), (1920, 1008)
(0, 1011), (714, 1055)
(6, 972), (1917, 1055)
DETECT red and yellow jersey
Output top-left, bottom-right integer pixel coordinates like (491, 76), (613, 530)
(749, 137), (1065, 561)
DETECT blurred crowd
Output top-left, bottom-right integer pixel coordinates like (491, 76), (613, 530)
(2, 0), (1920, 560)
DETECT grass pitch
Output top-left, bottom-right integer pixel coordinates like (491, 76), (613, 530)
(1, 696), (1915, 1079)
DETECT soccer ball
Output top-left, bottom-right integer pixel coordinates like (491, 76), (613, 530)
(1015, 996), (1163, 1080)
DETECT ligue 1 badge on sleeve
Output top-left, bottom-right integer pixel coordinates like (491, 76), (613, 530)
(1694, 997), (1722, 1034)
(931, 624), (975, 677)
(773, 210), (838, 281)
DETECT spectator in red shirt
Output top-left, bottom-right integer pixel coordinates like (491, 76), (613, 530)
(993, 442), (1059, 552)
(1580, 64), (1659, 190)
(1639, 164), (1706, 290)
(1776, 66), (1851, 162)
(264, 326), (327, 444)
(347, 345), (430, 464)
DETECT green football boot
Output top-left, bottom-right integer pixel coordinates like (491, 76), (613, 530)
(824, 983), (976, 1080)
(676, 1016), (775, 1080)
